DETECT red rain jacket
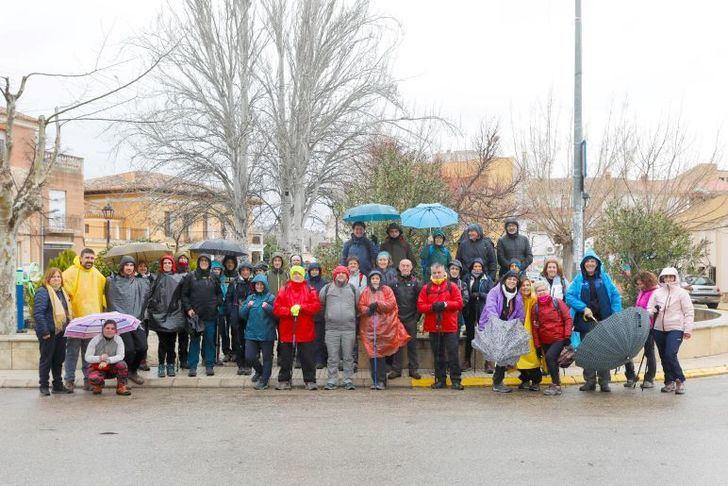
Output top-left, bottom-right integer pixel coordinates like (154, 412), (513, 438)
(416, 280), (463, 333)
(273, 280), (321, 343)
(531, 296), (573, 347)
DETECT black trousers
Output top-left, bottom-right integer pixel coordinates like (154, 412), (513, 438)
(178, 329), (189, 366)
(543, 341), (566, 385)
(392, 318), (419, 373)
(429, 332), (460, 381)
(518, 368), (542, 385)
(121, 327), (148, 373)
(493, 365), (508, 385)
(370, 357), (388, 385)
(157, 331), (177, 366)
(624, 334), (657, 382)
(315, 318), (328, 366)
(278, 341), (316, 383)
(38, 332), (66, 388)
(219, 313), (232, 356)
(233, 317), (246, 367)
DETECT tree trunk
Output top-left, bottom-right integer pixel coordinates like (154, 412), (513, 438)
(0, 221), (18, 334)
(562, 240), (576, 280)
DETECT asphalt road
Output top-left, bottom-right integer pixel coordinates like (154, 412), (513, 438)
(3, 375), (728, 485)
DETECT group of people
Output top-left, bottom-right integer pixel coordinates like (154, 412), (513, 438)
(33, 217), (695, 397)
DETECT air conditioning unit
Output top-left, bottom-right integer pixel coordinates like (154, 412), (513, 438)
(546, 247), (554, 254)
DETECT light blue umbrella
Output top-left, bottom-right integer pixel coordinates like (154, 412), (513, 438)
(400, 203), (459, 229)
(343, 203), (400, 223)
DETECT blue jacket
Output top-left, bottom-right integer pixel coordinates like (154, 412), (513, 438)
(340, 234), (379, 275)
(565, 249), (622, 333)
(240, 275), (277, 341)
(33, 286), (70, 338)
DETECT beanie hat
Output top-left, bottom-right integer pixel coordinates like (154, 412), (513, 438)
(290, 265), (306, 278)
(332, 265), (350, 280)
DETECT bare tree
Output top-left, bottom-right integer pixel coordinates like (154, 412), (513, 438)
(125, 0), (263, 249)
(257, 0), (402, 254)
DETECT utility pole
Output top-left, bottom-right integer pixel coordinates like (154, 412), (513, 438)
(572, 0), (585, 278)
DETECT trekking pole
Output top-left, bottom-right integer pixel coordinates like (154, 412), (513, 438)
(633, 352), (646, 390)
(291, 315), (298, 383)
(436, 309), (443, 382)
(373, 312), (378, 387)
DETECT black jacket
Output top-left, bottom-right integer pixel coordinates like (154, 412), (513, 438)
(390, 274), (422, 323)
(456, 224), (497, 281)
(496, 219), (533, 277)
(224, 276), (252, 316)
(181, 269), (223, 321)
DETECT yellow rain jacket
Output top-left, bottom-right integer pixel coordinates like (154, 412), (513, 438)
(516, 294), (541, 370)
(62, 256), (106, 318)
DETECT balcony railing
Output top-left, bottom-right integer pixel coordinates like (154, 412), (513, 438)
(44, 151), (83, 172)
(46, 215), (82, 232)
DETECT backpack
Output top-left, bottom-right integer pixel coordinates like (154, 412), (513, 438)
(320, 282), (357, 307)
(534, 298), (575, 368)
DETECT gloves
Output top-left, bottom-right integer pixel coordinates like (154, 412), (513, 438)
(431, 302), (446, 312)
(261, 302), (269, 310)
(562, 339), (571, 347)
(368, 302), (378, 315)
(290, 304), (301, 317)
(536, 347), (543, 359)
(247, 300), (254, 308)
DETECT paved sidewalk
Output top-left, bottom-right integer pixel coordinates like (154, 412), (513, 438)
(4, 352), (727, 389)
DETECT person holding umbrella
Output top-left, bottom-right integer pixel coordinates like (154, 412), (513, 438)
(85, 320), (131, 396)
(480, 271), (525, 393)
(531, 280), (573, 396)
(456, 224), (497, 282)
(241, 275), (277, 390)
(565, 249), (622, 392)
(273, 265), (321, 390)
(648, 267), (694, 395)
(34, 267), (73, 396)
(380, 222), (417, 270)
(417, 263), (465, 390)
(62, 248), (106, 392)
(105, 255), (151, 386)
(419, 229), (452, 281)
(181, 254), (223, 377)
(147, 255), (186, 378)
(340, 222), (379, 275)
(496, 218), (533, 278)
(462, 258), (493, 372)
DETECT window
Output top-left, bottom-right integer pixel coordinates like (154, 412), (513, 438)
(84, 224), (89, 233)
(252, 235), (261, 245)
(48, 190), (66, 230)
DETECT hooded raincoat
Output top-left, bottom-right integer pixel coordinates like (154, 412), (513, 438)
(62, 256), (106, 317)
(419, 229), (452, 279)
(496, 218), (533, 277)
(273, 279), (321, 343)
(105, 256), (151, 320)
(358, 281), (410, 358)
(565, 249), (622, 333)
(515, 293), (540, 369)
(147, 256), (187, 333)
(647, 267), (694, 334)
(240, 275), (277, 342)
(266, 252), (289, 296)
(380, 222), (417, 269)
(455, 224), (497, 281)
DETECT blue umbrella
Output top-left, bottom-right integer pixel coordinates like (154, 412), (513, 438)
(343, 203), (400, 223)
(400, 203), (459, 229)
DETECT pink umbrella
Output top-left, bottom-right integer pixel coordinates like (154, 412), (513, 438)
(64, 312), (140, 339)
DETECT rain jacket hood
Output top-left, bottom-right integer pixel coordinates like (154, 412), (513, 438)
(251, 274), (269, 293)
(504, 217), (520, 236)
(658, 267), (680, 284)
(62, 256), (107, 318)
(241, 274), (276, 341)
(222, 255), (238, 277)
(580, 248), (602, 276)
(465, 223), (484, 240)
(432, 229), (447, 243)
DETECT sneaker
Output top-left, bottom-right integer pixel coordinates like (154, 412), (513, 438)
(343, 380), (356, 390)
(675, 380), (686, 395)
(528, 384), (541, 392)
(237, 367), (246, 376)
(599, 383), (611, 393)
(39, 386), (51, 396)
(492, 383), (513, 393)
(543, 384), (562, 396)
(661, 381), (676, 393)
(167, 364), (176, 377)
(305, 382), (318, 391)
(64, 380), (75, 392)
(409, 370), (422, 380)
(222, 353), (232, 363)
(431, 380), (447, 389)
(375, 383), (386, 390)
(517, 381), (530, 391)
(128, 373), (145, 385)
(640, 380), (654, 389)
(624, 379), (635, 388)
(579, 382), (596, 392)
(205, 367), (215, 376)
(451, 381), (464, 390)
(324, 382), (337, 390)
(486, 367), (495, 375)
(254, 381), (269, 390)
(52, 385), (73, 394)
(188, 369), (197, 377)
(158, 366), (166, 378)
(388, 371), (402, 380)
(251, 372), (261, 383)
(83, 380), (91, 392)
(275, 381), (292, 390)
(461, 360), (472, 372)
(241, 367), (252, 376)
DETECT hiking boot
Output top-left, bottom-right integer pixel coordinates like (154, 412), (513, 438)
(116, 384), (131, 396)
(254, 381), (269, 391)
(83, 380), (91, 392)
(544, 384), (562, 396)
(409, 370), (422, 380)
(461, 360), (472, 372)
(241, 367), (252, 376)
(675, 380), (686, 395)
(52, 384), (73, 394)
(492, 383), (513, 393)
(343, 380), (356, 390)
(167, 364), (176, 377)
(223, 353), (232, 363)
(91, 384), (103, 395)
(180, 362), (190, 370)
(305, 382), (318, 391)
(39, 386), (51, 396)
(139, 360), (150, 371)
(324, 382), (337, 390)
(451, 380), (464, 390)
(640, 380), (654, 390)
(237, 367), (246, 376)
(599, 383), (611, 393)
(431, 380), (447, 389)
(205, 367), (215, 376)
(251, 372), (261, 383)
(294, 359), (302, 369)
(579, 381), (596, 392)
(388, 371), (402, 380)
(528, 384), (541, 392)
(188, 369), (197, 377)
(661, 381), (676, 393)
(158, 366), (166, 378)
(486, 367), (495, 375)
(517, 381), (530, 391)
(64, 380), (75, 392)
(129, 372), (145, 385)
(275, 381), (292, 390)
(624, 379), (635, 388)
(375, 383), (386, 390)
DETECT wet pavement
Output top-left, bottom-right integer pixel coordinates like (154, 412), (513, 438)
(3, 374), (728, 485)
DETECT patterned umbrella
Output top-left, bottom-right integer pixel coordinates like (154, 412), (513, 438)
(64, 312), (141, 339)
(575, 307), (651, 370)
(472, 316), (530, 367)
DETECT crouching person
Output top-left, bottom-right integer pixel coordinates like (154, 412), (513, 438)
(85, 320), (131, 396)
(532, 280), (573, 396)
(240, 275), (276, 390)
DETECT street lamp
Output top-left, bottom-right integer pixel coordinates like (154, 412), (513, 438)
(102, 203), (114, 249)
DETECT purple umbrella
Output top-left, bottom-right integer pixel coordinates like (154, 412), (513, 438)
(64, 312), (140, 339)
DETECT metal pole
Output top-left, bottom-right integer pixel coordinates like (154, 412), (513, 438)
(572, 0), (585, 277)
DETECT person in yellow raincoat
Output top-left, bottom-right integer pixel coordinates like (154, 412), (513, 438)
(516, 276), (542, 391)
(62, 249), (106, 391)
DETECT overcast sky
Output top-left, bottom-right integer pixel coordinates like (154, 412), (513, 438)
(2, 0), (727, 179)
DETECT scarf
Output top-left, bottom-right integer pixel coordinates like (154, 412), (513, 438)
(431, 276), (446, 285)
(46, 284), (71, 333)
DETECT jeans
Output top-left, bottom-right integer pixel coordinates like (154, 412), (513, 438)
(429, 332), (460, 382)
(652, 329), (685, 383)
(580, 324), (610, 385)
(64, 337), (89, 382)
(325, 329), (356, 383)
(315, 318), (328, 366)
(121, 327), (148, 374)
(543, 341), (566, 385)
(278, 341), (316, 383)
(625, 334), (657, 382)
(391, 318), (419, 373)
(38, 332), (66, 388)
(370, 357), (387, 385)
(157, 331), (177, 366)
(188, 320), (217, 369)
(245, 340), (274, 385)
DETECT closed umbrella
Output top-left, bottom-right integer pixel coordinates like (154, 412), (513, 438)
(189, 239), (247, 257)
(472, 316), (531, 367)
(343, 203), (400, 223)
(105, 242), (172, 264)
(64, 312), (141, 339)
(575, 307), (651, 371)
(400, 203), (459, 229)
